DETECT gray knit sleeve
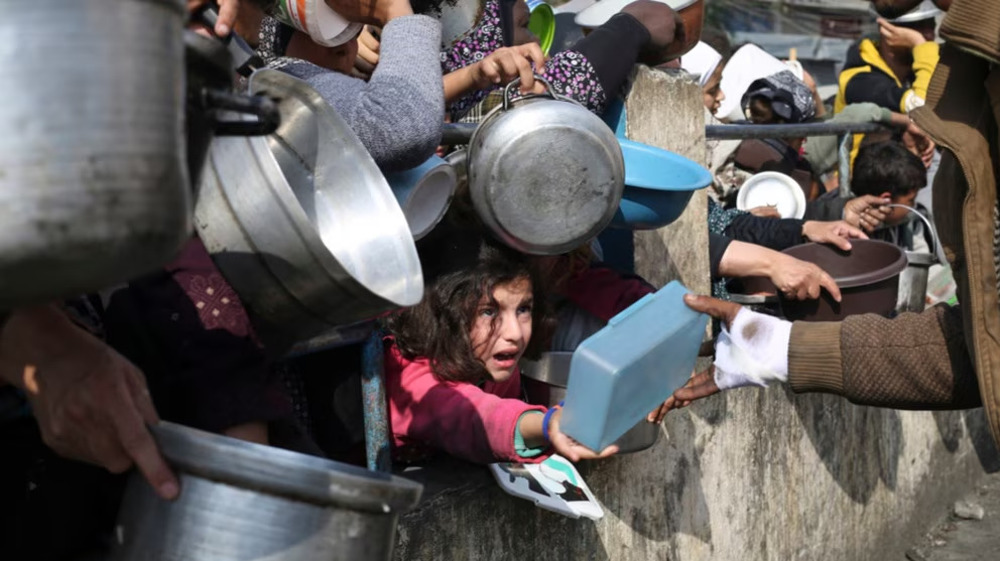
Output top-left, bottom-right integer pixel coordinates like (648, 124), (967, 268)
(278, 16), (443, 172)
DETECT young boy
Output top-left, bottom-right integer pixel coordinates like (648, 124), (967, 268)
(850, 139), (929, 250)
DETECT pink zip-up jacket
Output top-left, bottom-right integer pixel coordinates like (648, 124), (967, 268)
(385, 342), (546, 464)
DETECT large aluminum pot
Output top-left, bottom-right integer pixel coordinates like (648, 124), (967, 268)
(194, 70), (423, 347)
(109, 422), (423, 561)
(521, 352), (660, 454)
(468, 76), (625, 255)
(0, 0), (191, 309)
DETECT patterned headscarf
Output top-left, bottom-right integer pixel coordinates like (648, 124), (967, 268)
(740, 70), (816, 124)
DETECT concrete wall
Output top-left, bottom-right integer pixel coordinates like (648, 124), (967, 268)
(392, 68), (998, 561)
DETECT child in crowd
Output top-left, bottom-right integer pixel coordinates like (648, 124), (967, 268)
(850, 139), (931, 251)
(385, 232), (620, 464)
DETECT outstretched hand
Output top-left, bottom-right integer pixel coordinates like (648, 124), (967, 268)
(547, 408), (618, 462)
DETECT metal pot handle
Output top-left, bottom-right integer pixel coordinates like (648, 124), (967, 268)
(201, 89), (281, 136)
(884, 203), (944, 265)
(502, 74), (559, 111)
(192, 2), (262, 77)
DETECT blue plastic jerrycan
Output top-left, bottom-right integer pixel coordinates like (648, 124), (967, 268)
(559, 281), (709, 451)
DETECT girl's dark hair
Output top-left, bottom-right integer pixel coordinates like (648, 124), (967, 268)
(387, 229), (549, 384)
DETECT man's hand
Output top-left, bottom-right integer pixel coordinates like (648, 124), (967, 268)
(878, 17), (927, 49)
(902, 121), (936, 168)
(843, 194), (892, 232)
(801, 220), (868, 251)
(770, 253), (841, 302)
(0, 306), (178, 500)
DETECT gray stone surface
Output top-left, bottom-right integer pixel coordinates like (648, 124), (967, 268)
(628, 66), (710, 296)
(392, 67), (997, 561)
(908, 466), (1000, 561)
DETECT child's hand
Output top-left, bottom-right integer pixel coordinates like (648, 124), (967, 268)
(877, 18), (927, 50)
(843, 195), (892, 232)
(471, 45), (548, 93)
(353, 26), (382, 80)
(547, 408), (618, 462)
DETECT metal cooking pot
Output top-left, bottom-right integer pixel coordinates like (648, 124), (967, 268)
(184, 31), (279, 186)
(468, 76), (625, 255)
(109, 422), (423, 561)
(888, 204), (943, 314)
(195, 70), (423, 347)
(0, 0), (191, 309)
(521, 352), (660, 454)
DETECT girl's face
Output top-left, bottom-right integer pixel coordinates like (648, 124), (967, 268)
(469, 277), (533, 383)
(702, 65), (725, 114)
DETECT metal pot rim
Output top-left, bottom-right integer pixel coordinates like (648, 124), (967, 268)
(152, 422), (422, 514)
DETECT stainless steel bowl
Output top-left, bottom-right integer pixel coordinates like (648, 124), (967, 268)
(520, 352), (661, 454)
(110, 422), (423, 561)
(194, 70), (423, 346)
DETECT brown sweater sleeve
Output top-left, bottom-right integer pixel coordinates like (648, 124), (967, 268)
(788, 304), (981, 410)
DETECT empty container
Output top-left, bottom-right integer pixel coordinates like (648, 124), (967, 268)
(559, 281), (708, 451)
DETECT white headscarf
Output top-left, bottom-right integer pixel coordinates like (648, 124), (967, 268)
(680, 41), (722, 88)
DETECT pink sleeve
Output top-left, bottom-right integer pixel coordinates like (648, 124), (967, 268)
(386, 347), (546, 464)
(562, 266), (656, 322)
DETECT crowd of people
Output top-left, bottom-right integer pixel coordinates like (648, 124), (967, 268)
(4, 0), (1000, 558)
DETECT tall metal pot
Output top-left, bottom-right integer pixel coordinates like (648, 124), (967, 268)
(467, 76), (624, 255)
(0, 0), (191, 309)
(109, 422), (423, 561)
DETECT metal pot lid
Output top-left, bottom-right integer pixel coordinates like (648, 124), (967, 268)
(470, 91), (624, 255)
(152, 422), (423, 514)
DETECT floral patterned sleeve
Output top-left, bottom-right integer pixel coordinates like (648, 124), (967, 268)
(442, 0), (606, 119)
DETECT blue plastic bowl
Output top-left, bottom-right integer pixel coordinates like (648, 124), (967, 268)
(610, 139), (712, 230)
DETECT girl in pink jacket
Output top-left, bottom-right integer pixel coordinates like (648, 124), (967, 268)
(385, 234), (619, 465)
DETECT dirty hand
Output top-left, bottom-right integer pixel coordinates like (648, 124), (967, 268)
(0, 305), (179, 501)
(622, 0), (682, 65)
(547, 408), (619, 462)
(648, 369), (698, 422)
(325, 0), (413, 26)
(801, 220), (868, 251)
(187, 0), (242, 36)
(902, 121), (936, 168)
(472, 45), (548, 93)
(769, 253), (841, 302)
(877, 18), (927, 49)
(353, 26), (382, 79)
(843, 194), (892, 232)
(748, 205), (781, 219)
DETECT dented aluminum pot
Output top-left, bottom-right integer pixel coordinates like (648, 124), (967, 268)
(110, 422), (423, 561)
(467, 76), (624, 255)
(0, 0), (191, 309)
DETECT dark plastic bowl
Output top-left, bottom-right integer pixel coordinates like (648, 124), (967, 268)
(778, 240), (907, 322)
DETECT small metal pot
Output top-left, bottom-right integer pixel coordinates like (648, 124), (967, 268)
(888, 204), (942, 314)
(0, 0), (191, 309)
(468, 76), (624, 255)
(109, 422), (423, 561)
(195, 70), (423, 347)
(520, 352), (660, 454)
